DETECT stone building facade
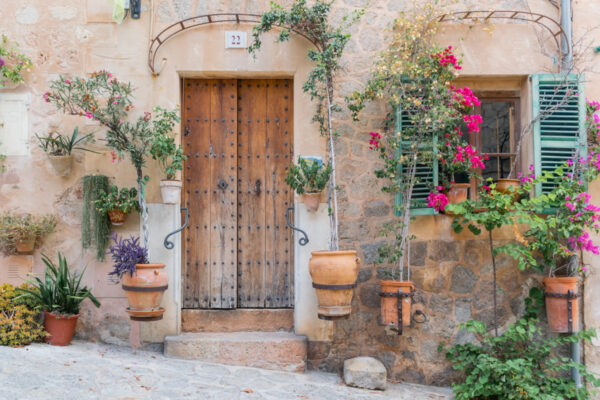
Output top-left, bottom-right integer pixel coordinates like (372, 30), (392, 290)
(2, 0), (600, 386)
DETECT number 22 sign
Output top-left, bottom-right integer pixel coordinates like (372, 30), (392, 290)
(225, 31), (247, 49)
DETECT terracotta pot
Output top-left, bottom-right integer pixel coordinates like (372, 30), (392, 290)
(44, 311), (79, 346)
(47, 155), (73, 177)
(496, 178), (520, 201)
(543, 277), (579, 333)
(380, 280), (414, 327)
(160, 180), (182, 204)
(122, 263), (168, 321)
(107, 209), (128, 226)
(445, 183), (470, 204)
(302, 192), (321, 212)
(308, 250), (359, 320)
(14, 235), (36, 254)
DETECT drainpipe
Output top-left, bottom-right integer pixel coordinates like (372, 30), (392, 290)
(560, 0), (581, 388)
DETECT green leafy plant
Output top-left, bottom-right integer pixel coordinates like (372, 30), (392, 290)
(0, 146), (5, 173)
(82, 175), (111, 261)
(0, 283), (46, 347)
(45, 71), (180, 248)
(0, 35), (32, 88)
(35, 127), (97, 156)
(249, 0), (363, 251)
(17, 253), (101, 316)
(94, 185), (140, 214)
(149, 107), (186, 180)
(443, 288), (600, 400)
(0, 212), (57, 255)
(285, 158), (332, 194)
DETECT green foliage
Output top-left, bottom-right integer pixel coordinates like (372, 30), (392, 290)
(443, 288), (600, 400)
(285, 158), (331, 194)
(17, 253), (101, 316)
(149, 107), (186, 180)
(82, 175), (110, 261)
(35, 127), (97, 156)
(0, 212), (57, 255)
(0, 146), (5, 173)
(94, 185), (140, 214)
(0, 284), (46, 347)
(0, 35), (33, 87)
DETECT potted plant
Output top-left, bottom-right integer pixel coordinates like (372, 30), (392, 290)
(0, 212), (56, 255)
(36, 127), (97, 176)
(16, 252), (100, 346)
(250, 0), (363, 319)
(285, 157), (332, 212)
(107, 234), (167, 321)
(0, 35), (32, 89)
(94, 185), (140, 226)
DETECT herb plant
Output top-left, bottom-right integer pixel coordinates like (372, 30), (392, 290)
(17, 253), (101, 316)
(249, 0), (363, 251)
(0, 283), (47, 347)
(107, 234), (149, 281)
(443, 288), (600, 400)
(0, 35), (32, 88)
(149, 107), (186, 180)
(285, 158), (332, 195)
(35, 127), (97, 156)
(0, 212), (57, 255)
(94, 185), (140, 215)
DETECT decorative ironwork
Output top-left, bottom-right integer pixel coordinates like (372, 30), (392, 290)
(544, 289), (580, 333)
(285, 206), (308, 246)
(164, 207), (190, 249)
(379, 290), (415, 335)
(148, 13), (319, 75)
(439, 10), (570, 56)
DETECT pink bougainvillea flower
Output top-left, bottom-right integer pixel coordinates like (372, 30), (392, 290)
(463, 114), (483, 133)
(369, 132), (382, 150)
(427, 191), (449, 212)
(0, 57), (5, 67)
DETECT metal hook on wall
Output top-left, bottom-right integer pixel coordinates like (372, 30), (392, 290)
(164, 207), (190, 249)
(286, 207), (309, 246)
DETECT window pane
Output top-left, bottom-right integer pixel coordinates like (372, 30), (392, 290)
(480, 102), (511, 154)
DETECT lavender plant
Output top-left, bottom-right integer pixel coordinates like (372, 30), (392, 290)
(107, 234), (149, 281)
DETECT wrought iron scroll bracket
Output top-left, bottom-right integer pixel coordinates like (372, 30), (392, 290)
(164, 207), (190, 249)
(286, 207), (309, 246)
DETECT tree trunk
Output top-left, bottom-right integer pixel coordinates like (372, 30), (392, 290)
(136, 167), (149, 249)
(325, 77), (339, 251)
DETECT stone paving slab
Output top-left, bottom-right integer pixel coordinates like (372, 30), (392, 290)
(0, 341), (454, 400)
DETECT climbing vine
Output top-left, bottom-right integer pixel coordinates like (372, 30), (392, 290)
(82, 175), (110, 261)
(0, 35), (32, 88)
(249, 0), (363, 251)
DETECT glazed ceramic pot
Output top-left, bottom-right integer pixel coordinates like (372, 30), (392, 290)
(122, 263), (168, 321)
(107, 209), (128, 226)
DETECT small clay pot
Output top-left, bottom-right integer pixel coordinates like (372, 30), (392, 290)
(44, 312), (79, 346)
(543, 277), (579, 333)
(14, 236), (36, 254)
(302, 192), (322, 212)
(308, 251), (359, 320)
(107, 209), (128, 226)
(160, 180), (182, 204)
(122, 263), (168, 321)
(445, 183), (470, 204)
(496, 178), (520, 201)
(380, 280), (414, 327)
(47, 155), (73, 177)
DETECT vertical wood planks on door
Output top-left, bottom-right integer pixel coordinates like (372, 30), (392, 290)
(237, 79), (267, 307)
(265, 79), (294, 308)
(209, 79), (238, 309)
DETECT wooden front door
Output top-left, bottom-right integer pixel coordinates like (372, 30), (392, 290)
(182, 78), (294, 309)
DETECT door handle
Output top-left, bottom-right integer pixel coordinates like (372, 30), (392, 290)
(164, 207), (190, 249)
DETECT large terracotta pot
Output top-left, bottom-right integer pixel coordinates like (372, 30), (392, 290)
(302, 192), (321, 212)
(496, 178), (520, 201)
(14, 235), (36, 254)
(543, 277), (579, 333)
(380, 280), (414, 327)
(309, 250), (359, 320)
(47, 155), (73, 177)
(44, 311), (79, 346)
(160, 180), (182, 204)
(445, 183), (470, 204)
(122, 263), (168, 321)
(107, 209), (128, 226)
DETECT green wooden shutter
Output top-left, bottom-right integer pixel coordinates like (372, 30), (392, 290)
(394, 106), (438, 217)
(532, 73), (586, 196)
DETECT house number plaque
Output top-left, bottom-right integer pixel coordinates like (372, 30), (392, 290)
(225, 31), (247, 49)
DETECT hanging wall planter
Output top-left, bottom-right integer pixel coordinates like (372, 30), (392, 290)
(107, 209), (128, 226)
(309, 250), (359, 320)
(122, 263), (168, 321)
(302, 192), (322, 212)
(159, 180), (182, 204)
(14, 234), (36, 254)
(47, 154), (73, 177)
(543, 277), (579, 333)
(379, 280), (414, 329)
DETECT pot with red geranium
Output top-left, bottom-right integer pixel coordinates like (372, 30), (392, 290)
(107, 234), (167, 321)
(94, 185), (140, 226)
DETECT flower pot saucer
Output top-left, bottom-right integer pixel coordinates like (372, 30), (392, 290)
(125, 307), (165, 321)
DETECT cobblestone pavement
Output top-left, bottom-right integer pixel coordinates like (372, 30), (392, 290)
(0, 341), (454, 400)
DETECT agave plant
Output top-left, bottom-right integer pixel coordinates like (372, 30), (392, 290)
(35, 127), (98, 156)
(17, 252), (100, 316)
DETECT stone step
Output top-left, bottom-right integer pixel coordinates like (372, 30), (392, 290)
(182, 309), (294, 332)
(164, 331), (307, 372)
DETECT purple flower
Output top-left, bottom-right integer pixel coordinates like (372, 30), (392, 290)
(0, 57), (4, 68)
(107, 234), (149, 281)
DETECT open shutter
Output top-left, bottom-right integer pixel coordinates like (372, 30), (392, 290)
(532, 73), (586, 196)
(394, 105), (438, 216)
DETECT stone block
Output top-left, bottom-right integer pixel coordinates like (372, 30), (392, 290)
(410, 241), (427, 266)
(359, 283), (380, 309)
(430, 241), (460, 262)
(430, 294), (453, 316)
(357, 268), (372, 283)
(455, 297), (472, 322)
(364, 201), (390, 217)
(450, 265), (478, 294)
(307, 340), (331, 360)
(343, 356), (387, 390)
(360, 241), (385, 265)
